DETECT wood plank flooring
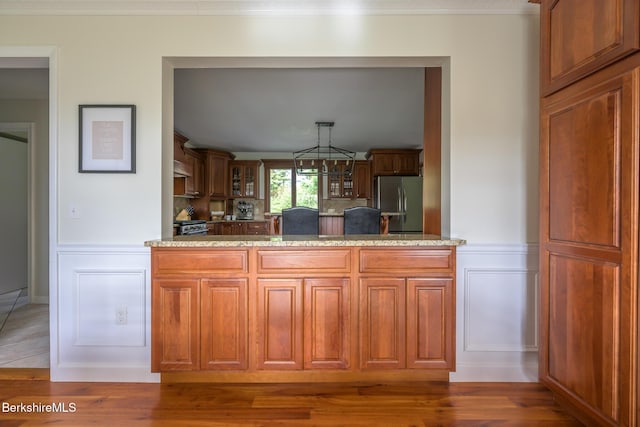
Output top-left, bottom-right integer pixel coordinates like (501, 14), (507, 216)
(0, 380), (582, 426)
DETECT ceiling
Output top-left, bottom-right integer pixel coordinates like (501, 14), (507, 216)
(174, 67), (425, 153)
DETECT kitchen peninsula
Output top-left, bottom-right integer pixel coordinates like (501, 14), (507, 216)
(146, 234), (465, 383)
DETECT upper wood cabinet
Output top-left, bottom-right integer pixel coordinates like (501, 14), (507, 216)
(199, 149), (233, 199)
(540, 0), (640, 95)
(173, 132), (203, 198)
(367, 149), (421, 176)
(229, 160), (260, 198)
(353, 160), (371, 199)
(328, 161), (354, 198)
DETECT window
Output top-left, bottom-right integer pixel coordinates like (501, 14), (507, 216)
(264, 160), (320, 213)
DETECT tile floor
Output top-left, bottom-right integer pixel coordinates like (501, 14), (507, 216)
(0, 288), (49, 368)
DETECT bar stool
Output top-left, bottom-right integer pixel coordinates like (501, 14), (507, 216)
(343, 206), (381, 234)
(281, 207), (319, 235)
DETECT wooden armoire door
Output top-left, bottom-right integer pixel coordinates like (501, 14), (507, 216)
(540, 67), (639, 426)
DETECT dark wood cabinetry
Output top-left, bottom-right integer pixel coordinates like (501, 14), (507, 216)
(353, 160), (371, 199)
(327, 160), (371, 200)
(538, 1), (640, 425)
(367, 149), (421, 176)
(173, 132), (204, 198)
(229, 161), (260, 198)
(208, 221), (269, 235)
(200, 149), (233, 199)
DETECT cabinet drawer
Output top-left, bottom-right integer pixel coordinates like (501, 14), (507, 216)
(360, 248), (452, 273)
(153, 249), (248, 275)
(257, 249), (351, 274)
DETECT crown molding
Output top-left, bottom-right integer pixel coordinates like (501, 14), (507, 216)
(0, 0), (540, 16)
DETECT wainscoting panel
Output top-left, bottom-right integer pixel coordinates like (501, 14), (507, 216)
(53, 245), (159, 382)
(450, 244), (539, 382)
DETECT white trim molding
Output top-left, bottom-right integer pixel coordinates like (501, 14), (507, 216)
(0, 0), (540, 16)
(450, 243), (539, 382)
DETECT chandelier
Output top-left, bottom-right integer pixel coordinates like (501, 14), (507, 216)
(293, 121), (356, 176)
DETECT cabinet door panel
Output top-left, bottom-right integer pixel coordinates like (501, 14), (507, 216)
(201, 279), (248, 370)
(304, 278), (350, 369)
(257, 279), (303, 370)
(540, 69), (638, 425)
(542, 0), (639, 94)
(547, 255), (619, 421)
(359, 278), (406, 369)
(152, 279), (199, 372)
(548, 88), (620, 248)
(407, 278), (453, 369)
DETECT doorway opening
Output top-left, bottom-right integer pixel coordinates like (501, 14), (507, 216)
(0, 59), (50, 369)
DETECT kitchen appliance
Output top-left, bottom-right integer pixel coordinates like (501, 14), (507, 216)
(237, 201), (254, 220)
(374, 176), (423, 233)
(174, 220), (207, 235)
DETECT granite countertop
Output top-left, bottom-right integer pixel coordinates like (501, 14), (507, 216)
(145, 234), (466, 247)
(265, 212), (403, 217)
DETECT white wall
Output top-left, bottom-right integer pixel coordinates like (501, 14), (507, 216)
(0, 101), (49, 300)
(0, 13), (539, 381)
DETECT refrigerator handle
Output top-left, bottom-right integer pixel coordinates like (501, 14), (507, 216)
(402, 188), (408, 223)
(397, 186), (402, 213)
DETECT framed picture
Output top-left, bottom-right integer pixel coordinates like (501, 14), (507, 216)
(79, 104), (136, 173)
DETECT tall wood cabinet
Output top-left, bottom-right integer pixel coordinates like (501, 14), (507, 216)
(538, 1), (640, 425)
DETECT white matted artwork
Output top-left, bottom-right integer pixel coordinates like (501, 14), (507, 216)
(79, 104), (135, 173)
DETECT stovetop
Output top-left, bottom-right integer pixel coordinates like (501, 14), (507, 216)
(174, 220), (207, 225)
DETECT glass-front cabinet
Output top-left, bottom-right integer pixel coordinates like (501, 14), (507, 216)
(230, 160), (261, 198)
(328, 160), (354, 198)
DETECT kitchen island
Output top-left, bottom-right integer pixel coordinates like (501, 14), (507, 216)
(146, 234), (465, 383)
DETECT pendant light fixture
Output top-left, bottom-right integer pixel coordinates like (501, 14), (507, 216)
(293, 121), (356, 176)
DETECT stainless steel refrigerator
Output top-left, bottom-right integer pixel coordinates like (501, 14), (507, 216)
(375, 176), (423, 233)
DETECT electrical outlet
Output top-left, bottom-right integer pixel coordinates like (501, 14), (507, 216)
(115, 306), (128, 325)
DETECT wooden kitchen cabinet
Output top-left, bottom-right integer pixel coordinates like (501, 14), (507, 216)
(152, 279), (200, 371)
(540, 0), (640, 95)
(173, 132), (204, 198)
(359, 278), (406, 369)
(358, 277), (452, 370)
(201, 278), (248, 370)
(229, 161), (261, 198)
(353, 160), (371, 199)
(200, 149), (233, 199)
(304, 278), (350, 369)
(209, 221), (269, 235)
(150, 246), (456, 381)
(538, 1), (640, 425)
(367, 149), (421, 176)
(328, 161), (354, 198)
(256, 278), (304, 370)
(359, 248), (455, 371)
(256, 275), (350, 371)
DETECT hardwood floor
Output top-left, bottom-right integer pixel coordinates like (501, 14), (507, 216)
(0, 380), (582, 426)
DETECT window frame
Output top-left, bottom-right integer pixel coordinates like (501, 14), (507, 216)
(263, 159), (323, 213)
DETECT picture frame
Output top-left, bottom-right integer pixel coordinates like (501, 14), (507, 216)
(79, 104), (136, 173)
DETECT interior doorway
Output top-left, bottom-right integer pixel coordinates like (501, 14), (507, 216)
(0, 59), (51, 369)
